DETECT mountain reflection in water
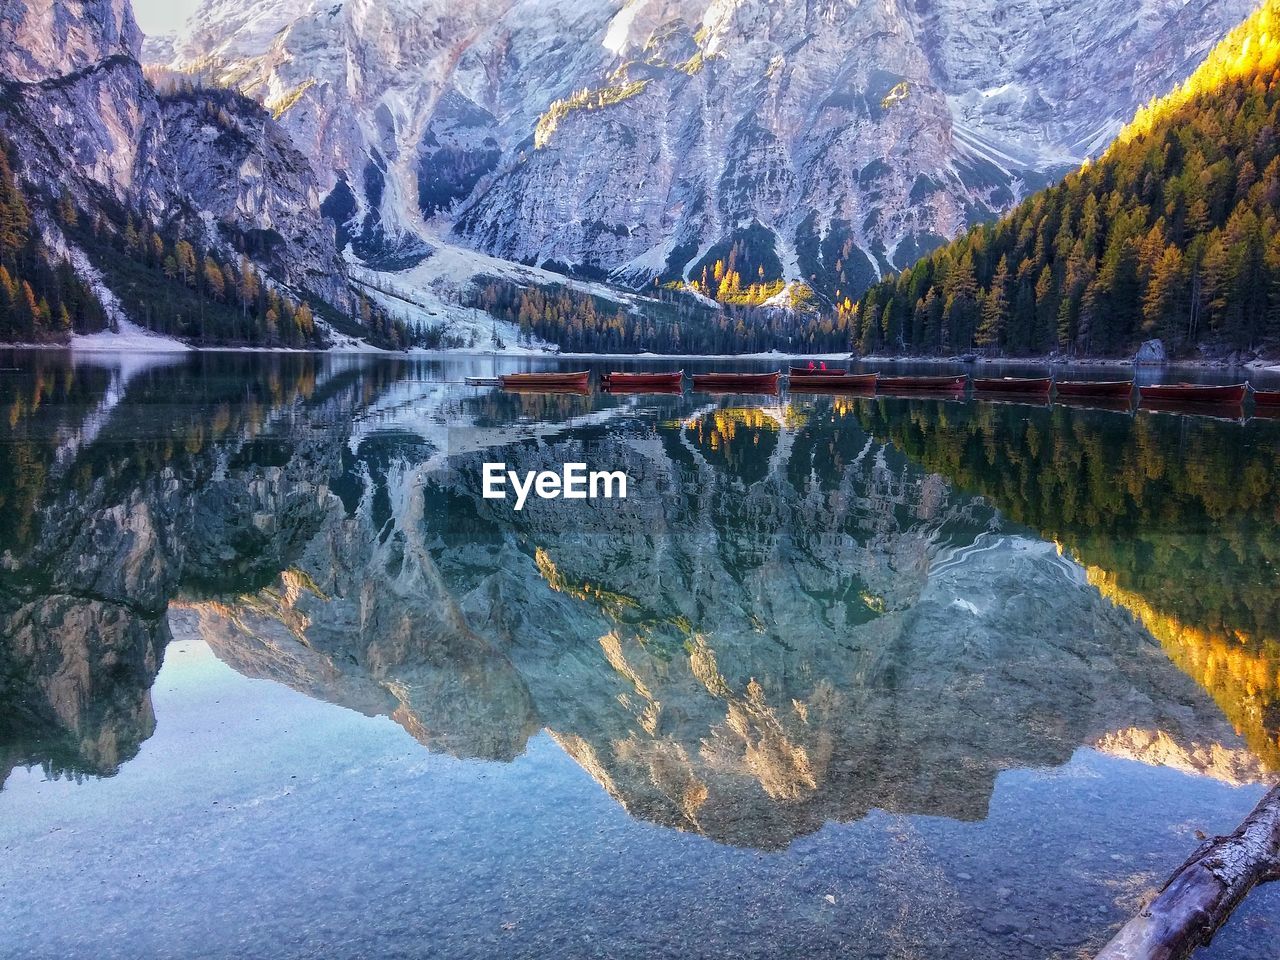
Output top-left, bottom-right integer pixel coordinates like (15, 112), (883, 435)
(1, 353), (1277, 861)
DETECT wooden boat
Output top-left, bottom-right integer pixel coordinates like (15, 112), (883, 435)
(973, 376), (1053, 395)
(1252, 388), (1280, 407)
(790, 365), (848, 377)
(1138, 382), (1248, 405)
(788, 372), (878, 392)
(690, 371), (781, 393)
(464, 376), (502, 386)
(601, 370), (684, 390)
(1054, 379), (1134, 399)
(876, 374), (969, 392)
(500, 370), (591, 391)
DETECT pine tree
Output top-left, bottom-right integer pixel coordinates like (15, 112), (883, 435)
(55, 192), (78, 229)
(124, 219), (140, 256)
(942, 252), (978, 352)
(18, 280), (38, 336)
(239, 256), (259, 320)
(176, 241), (197, 286)
(1143, 245), (1189, 343)
(0, 148), (31, 267)
(976, 255), (1010, 351)
(1266, 233), (1280, 342)
(202, 257), (225, 301)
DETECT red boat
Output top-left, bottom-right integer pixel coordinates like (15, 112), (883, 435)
(1252, 388), (1280, 407)
(501, 370), (591, 392)
(691, 371), (781, 393)
(1138, 382), (1248, 405)
(877, 374), (969, 392)
(790, 365), (848, 377)
(1055, 379), (1134, 399)
(788, 372), (878, 392)
(974, 376), (1053, 395)
(602, 370), (684, 391)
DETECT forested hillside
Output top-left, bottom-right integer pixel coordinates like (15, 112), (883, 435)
(0, 131), (331, 348)
(0, 129), (420, 350)
(852, 0), (1280, 359)
(469, 279), (851, 355)
(0, 141), (106, 343)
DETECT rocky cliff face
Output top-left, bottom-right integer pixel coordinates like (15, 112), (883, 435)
(159, 0), (1256, 298)
(156, 89), (352, 305)
(0, 0), (142, 82)
(0, 0), (352, 320)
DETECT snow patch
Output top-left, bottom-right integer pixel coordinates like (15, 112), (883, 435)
(349, 237), (705, 354)
(613, 234), (680, 286)
(355, 274), (546, 354)
(602, 3), (639, 55)
(769, 223), (800, 282)
(72, 318), (192, 353)
(393, 239), (635, 305)
(682, 238), (717, 282)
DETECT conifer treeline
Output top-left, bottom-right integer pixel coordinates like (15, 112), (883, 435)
(77, 205), (324, 348)
(0, 141), (105, 342)
(0, 130), (328, 348)
(854, 2), (1280, 358)
(1, 111), (418, 350)
(470, 279), (851, 355)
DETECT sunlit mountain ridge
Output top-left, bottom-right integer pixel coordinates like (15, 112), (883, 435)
(854, 0), (1280, 358)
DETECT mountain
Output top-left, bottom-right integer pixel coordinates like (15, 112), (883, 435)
(156, 0), (1256, 310)
(852, 0), (1280, 358)
(1, 0), (1268, 352)
(0, 0), (388, 348)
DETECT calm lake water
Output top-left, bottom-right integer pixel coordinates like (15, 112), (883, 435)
(1, 351), (1278, 959)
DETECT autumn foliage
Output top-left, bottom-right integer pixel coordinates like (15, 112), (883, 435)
(854, 0), (1280, 358)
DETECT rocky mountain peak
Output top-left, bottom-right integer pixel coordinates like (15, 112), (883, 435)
(0, 0), (357, 341)
(154, 0), (1258, 305)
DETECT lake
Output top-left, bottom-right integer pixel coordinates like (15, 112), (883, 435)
(0, 351), (1278, 959)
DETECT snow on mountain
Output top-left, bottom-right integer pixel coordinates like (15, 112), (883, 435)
(350, 236), (670, 352)
(156, 0), (1257, 304)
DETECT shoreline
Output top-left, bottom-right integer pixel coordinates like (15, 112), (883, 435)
(2, 342), (1278, 374)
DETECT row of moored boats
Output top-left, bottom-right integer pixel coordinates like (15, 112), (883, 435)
(491, 368), (1279, 408)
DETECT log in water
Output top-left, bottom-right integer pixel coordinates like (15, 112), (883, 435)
(1096, 784), (1280, 960)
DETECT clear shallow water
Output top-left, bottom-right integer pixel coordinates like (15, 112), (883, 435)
(0, 351), (1278, 959)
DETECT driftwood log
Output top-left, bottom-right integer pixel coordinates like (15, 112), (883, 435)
(1096, 783), (1280, 960)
